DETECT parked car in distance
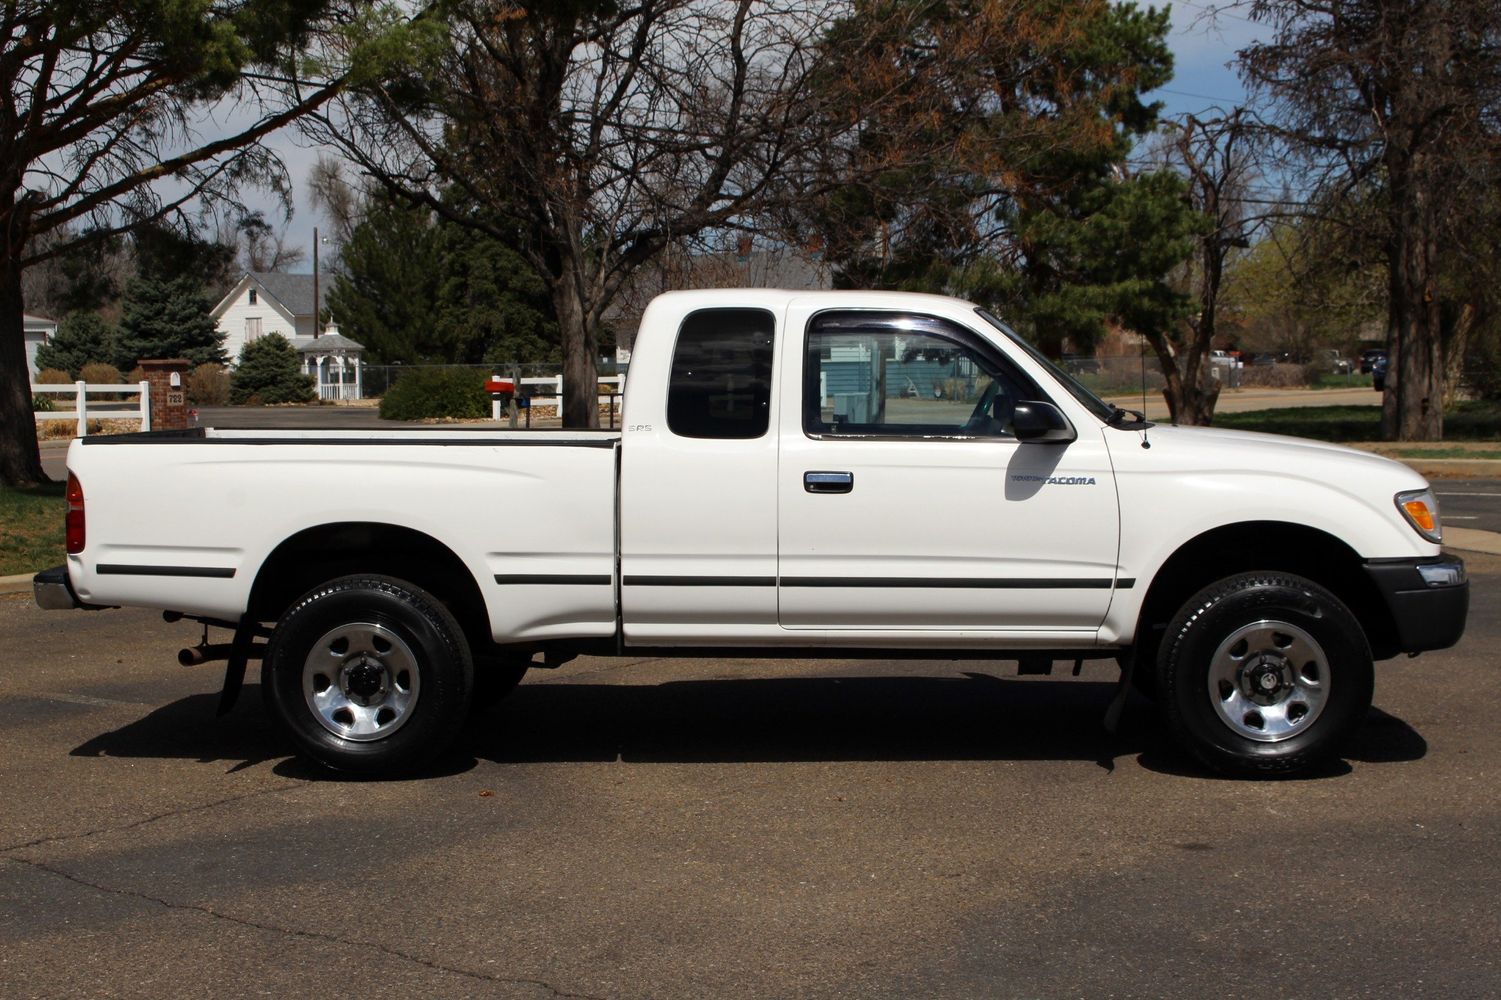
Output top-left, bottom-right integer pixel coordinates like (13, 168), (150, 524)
(1323, 349), (1353, 374)
(1062, 354), (1101, 375)
(1361, 348), (1388, 374)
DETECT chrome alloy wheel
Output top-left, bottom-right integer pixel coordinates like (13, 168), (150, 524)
(1206, 619), (1330, 742)
(302, 622), (421, 741)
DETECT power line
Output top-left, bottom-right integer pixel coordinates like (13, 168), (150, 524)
(1170, 0), (1261, 27)
(1150, 86), (1247, 105)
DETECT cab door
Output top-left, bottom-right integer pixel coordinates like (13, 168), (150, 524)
(776, 307), (1121, 635)
(620, 305), (782, 643)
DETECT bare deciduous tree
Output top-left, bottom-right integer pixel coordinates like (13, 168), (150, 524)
(1156, 108), (1259, 425)
(306, 0), (860, 427)
(1241, 0), (1501, 440)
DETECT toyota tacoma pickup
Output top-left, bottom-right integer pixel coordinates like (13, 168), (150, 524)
(34, 290), (1469, 777)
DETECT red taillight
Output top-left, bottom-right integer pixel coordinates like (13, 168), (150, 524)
(65, 473), (85, 554)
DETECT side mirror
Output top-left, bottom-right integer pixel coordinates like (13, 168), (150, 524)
(1011, 400), (1075, 444)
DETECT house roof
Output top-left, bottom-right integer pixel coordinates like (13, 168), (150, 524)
(250, 272), (318, 317)
(23, 313), (57, 328)
(211, 271), (323, 320)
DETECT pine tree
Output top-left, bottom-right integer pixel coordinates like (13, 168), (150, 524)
(329, 192), (558, 364)
(434, 219), (557, 365)
(34, 313), (118, 379)
(114, 275), (227, 369)
(230, 334), (315, 405)
(325, 196), (441, 364)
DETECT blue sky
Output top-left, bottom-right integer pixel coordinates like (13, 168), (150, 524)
(1148, 0), (1266, 117)
(270, 2), (1269, 262)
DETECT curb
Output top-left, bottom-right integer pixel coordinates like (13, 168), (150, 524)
(1442, 528), (1501, 557)
(0, 572), (36, 596)
(1395, 459), (1501, 480)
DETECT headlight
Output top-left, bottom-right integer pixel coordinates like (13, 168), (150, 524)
(1395, 488), (1442, 543)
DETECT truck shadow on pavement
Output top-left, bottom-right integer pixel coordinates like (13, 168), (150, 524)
(469, 672), (1427, 780)
(70, 688), (285, 774)
(66, 672), (1426, 781)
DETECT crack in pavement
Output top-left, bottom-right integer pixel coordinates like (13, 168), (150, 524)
(5, 856), (608, 1000)
(0, 783), (302, 854)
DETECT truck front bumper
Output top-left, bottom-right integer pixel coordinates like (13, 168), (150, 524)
(1364, 554), (1469, 654)
(33, 565), (83, 610)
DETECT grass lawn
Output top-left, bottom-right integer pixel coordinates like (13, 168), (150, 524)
(0, 482), (66, 576)
(1212, 400), (1501, 442)
(1314, 372), (1374, 389)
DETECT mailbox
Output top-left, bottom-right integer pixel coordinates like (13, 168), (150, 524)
(484, 375), (515, 396)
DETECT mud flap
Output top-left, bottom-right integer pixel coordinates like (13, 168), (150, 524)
(1103, 651), (1135, 736)
(216, 618), (258, 717)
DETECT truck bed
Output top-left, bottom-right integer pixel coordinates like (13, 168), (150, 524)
(65, 426), (622, 643)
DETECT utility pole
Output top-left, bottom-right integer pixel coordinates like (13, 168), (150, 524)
(312, 225), (320, 339)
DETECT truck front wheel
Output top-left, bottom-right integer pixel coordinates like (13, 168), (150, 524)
(262, 575), (473, 775)
(1157, 572), (1373, 777)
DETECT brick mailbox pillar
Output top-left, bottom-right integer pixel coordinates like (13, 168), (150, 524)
(139, 358), (193, 431)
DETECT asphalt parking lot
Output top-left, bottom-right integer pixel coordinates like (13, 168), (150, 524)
(1, 553), (1497, 998)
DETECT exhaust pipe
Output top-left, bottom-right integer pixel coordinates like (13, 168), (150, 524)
(179, 642), (266, 667)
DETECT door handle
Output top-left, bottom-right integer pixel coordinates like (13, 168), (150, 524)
(804, 471), (854, 494)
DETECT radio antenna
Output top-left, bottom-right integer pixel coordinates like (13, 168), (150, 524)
(1139, 350), (1151, 449)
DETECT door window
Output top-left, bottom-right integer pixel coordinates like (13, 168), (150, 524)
(803, 312), (1035, 438)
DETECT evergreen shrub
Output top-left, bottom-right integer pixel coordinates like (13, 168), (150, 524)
(230, 334), (316, 405)
(378, 367), (488, 420)
(34, 312), (116, 378)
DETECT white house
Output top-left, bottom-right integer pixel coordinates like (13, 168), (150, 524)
(24, 313), (57, 378)
(211, 272), (366, 400)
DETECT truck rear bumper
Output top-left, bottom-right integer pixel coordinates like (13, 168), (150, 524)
(33, 565), (82, 610)
(1364, 554), (1469, 654)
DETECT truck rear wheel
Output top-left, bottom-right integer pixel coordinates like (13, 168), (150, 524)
(1157, 572), (1373, 777)
(262, 575), (473, 775)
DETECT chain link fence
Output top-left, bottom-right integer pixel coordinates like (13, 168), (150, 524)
(1063, 354), (1377, 396)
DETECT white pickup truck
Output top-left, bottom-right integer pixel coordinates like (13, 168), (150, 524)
(35, 290), (1468, 777)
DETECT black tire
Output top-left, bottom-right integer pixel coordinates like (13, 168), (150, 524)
(1157, 572), (1373, 777)
(261, 575), (473, 775)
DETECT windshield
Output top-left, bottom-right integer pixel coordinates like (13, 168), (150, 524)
(974, 309), (1116, 422)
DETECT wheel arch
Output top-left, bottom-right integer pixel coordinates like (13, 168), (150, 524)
(1135, 520), (1396, 662)
(249, 522), (490, 650)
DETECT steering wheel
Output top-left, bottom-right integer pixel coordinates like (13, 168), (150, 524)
(964, 378), (1011, 434)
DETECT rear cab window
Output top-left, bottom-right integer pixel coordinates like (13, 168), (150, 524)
(666, 308), (776, 439)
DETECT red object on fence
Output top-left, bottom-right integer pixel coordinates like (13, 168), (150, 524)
(484, 376), (515, 396)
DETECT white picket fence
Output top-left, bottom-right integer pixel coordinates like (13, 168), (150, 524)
(31, 381), (151, 436)
(517, 374), (625, 402)
(497, 374), (625, 417)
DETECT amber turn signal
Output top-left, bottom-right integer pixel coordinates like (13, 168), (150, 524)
(1395, 488), (1442, 542)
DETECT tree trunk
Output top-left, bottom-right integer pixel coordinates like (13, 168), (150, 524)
(1147, 337), (1185, 423)
(1177, 244), (1223, 426)
(1441, 302), (1476, 410)
(0, 251), (49, 487)
(552, 270), (599, 429)
(1382, 163), (1445, 442)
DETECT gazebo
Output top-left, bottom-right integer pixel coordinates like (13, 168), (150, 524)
(297, 320), (365, 400)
